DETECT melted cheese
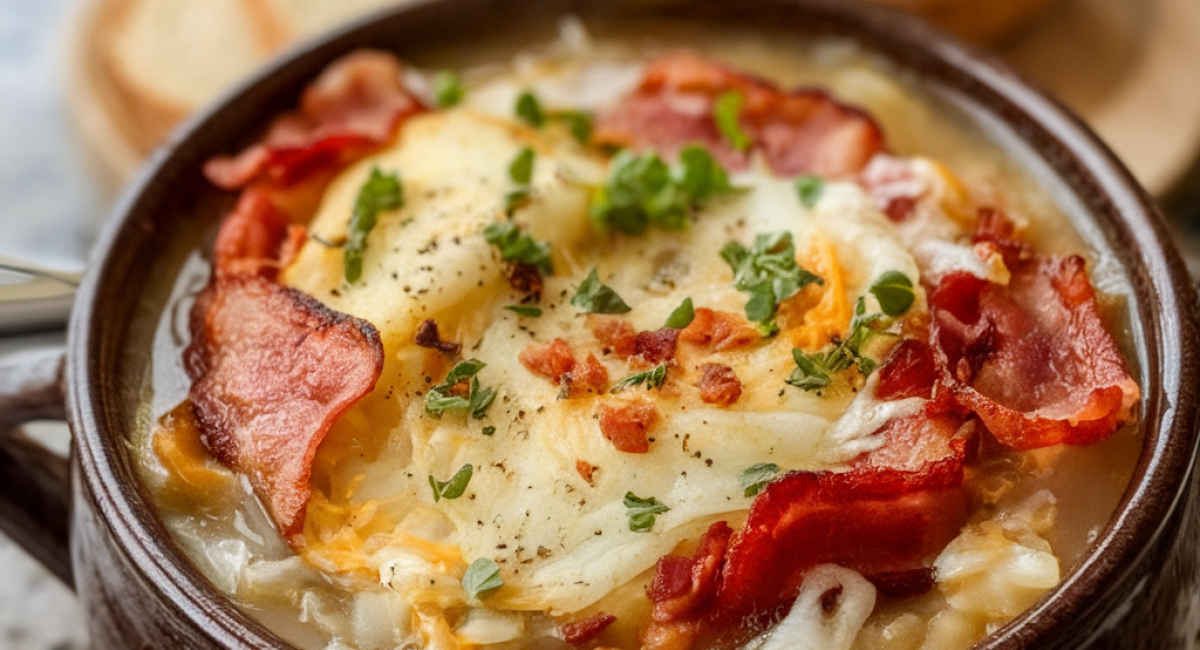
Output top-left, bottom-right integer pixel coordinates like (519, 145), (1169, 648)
(280, 108), (930, 615)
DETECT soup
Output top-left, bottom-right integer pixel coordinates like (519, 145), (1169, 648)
(132, 19), (1141, 650)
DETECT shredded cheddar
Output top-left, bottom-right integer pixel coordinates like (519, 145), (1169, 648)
(150, 403), (235, 512)
(780, 234), (852, 352)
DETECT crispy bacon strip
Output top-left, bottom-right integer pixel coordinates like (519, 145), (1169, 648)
(643, 522), (732, 650)
(595, 54), (884, 178)
(561, 612), (618, 646)
(929, 256), (1139, 449)
(204, 50), (424, 190)
(184, 275), (384, 541)
(712, 457), (968, 625)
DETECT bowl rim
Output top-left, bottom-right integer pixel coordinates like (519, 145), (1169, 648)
(65, 0), (1200, 648)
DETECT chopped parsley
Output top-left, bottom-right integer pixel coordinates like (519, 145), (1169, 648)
(515, 91), (545, 127)
(611, 364), (668, 393)
(739, 462), (782, 497)
(714, 91), (751, 151)
(870, 270), (916, 317)
(462, 557), (503, 598)
(624, 492), (670, 532)
(795, 175), (825, 209)
(513, 90), (593, 144)
(720, 231), (822, 334)
(786, 272), (915, 391)
(504, 305), (543, 317)
(589, 146), (737, 235)
(429, 464), (473, 502)
(664, 297), (695, 329)
(344, 167), (403, 283)
(509, 146), (535, 185)
(483, 222), (553, 275)
(424, 359), (497, 419)
(433, 70), (464, 107)
(570, 267), (631, 314)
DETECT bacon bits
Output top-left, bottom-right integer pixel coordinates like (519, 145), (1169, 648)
(414, 318), (462, 356)
(596, 54), (884, 178)
(567, 353), (610, 395)
(576, 460), (596, 485)
(696, 364), (742, 407)
(561, 612), (618, 646)
(634, 328), (680, 364)
(185, 275), (384, 542)
(520, 338), (577, 384)
(204, 50), (424, 190)
(597, 400), (660, 453)
(928, 256), (1139, 449)
(680, 308), (761, 351)
(588, 315), (637, 357)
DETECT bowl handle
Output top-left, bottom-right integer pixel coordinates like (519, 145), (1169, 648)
(0, 346), (72, 587)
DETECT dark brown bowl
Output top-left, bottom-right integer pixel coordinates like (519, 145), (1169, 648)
(0, 0), (1195, 648)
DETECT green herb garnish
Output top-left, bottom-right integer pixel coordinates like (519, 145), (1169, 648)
(558, 110), (594, 144)
(664, 297), (695, 329)
(344, 167), (403, 282)
(483, 222), (553, 275)
(739, 462), (782, 497)
(515, 91), (545, 127)
(429, 464), (473, 502)
(433, 70), (465, 107)
(611, 364), (668, 393)
(462, 558), (503, 598)
(795, 175), (825, 209)
(504, 305), (543, 317)
(786, 272), (915, 393)
(714, 91), (751, 152)
(482, 425), (496, 437)
(869, 270), (916, 318)
(570, 267), (631, 314)
(509, 146), (535, 185)
(589, 146), (737, 235)
(624, 492), (670, 532)
(720, 231), (822, 334)
(425, 359), (497, 419)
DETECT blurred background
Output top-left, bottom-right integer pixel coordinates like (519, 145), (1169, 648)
(1, 0), (1199, 647)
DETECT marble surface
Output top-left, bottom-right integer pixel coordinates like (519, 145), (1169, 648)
(0, 0), (1198, 649)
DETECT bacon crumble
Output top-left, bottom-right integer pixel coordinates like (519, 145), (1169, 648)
(696, 364), (742, 407)
(597, 400), (660, 453)
(415, 318), (462, 356)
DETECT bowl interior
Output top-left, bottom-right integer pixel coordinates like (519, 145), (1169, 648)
(67, 1), (1199, 648)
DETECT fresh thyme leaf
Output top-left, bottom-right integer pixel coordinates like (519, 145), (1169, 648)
(515, 91), (545, 127)
(504, 305), (543, 317)
(870, 271), (915, 318)
(720, 231), (822, 334)
(509, 146), (535, 185)
(611, 364), (668, 393)
(570, 268), (632, 314)
(483, 222), (553, 274)
(433, 69), (465, 107)
(425, 360), (497, 419)
(589, 147), (738, 235)
(795, 175), (825, 209)
(482, 425), (496, 437)
(786, 296), (897, 393)
(739, 463), (782, 497)
(664, 297), (695, 329)
(624, 492), (670, 532)
(714, 91), (752, 151)
(429, 464), (473, 502)
(462, 557), (503, 598)
(504, 189), (532, 215)
(786, 348), (833, 391)
(344, 167), (403, 282)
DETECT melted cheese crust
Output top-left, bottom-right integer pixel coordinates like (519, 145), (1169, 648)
(280, 108), (931, 614)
